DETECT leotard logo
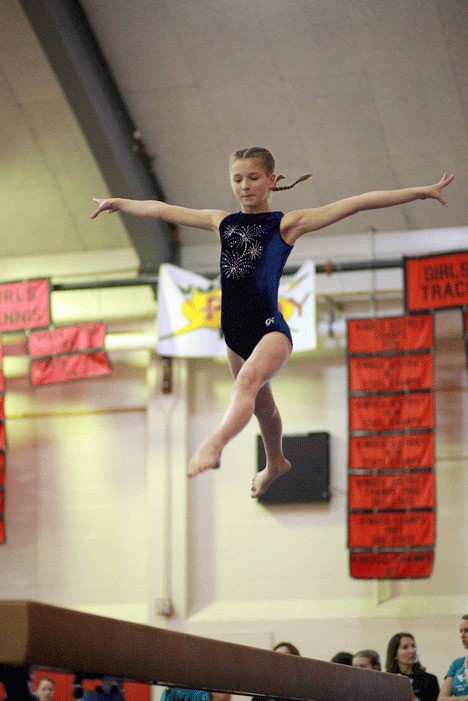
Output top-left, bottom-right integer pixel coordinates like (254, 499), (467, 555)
(265, 317), (275, 326)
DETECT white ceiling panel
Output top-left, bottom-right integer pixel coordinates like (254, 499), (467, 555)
(0, 0), (466, 265)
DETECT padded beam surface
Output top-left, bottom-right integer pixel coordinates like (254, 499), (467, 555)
(0, 601), (411, 701)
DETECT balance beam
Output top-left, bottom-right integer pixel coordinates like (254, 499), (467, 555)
(0, 600), (411, 701)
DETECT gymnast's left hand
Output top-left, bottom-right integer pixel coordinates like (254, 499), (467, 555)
(91, 197), (121, 218)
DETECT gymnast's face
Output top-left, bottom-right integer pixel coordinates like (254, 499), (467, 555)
(230, 158), (276, 213)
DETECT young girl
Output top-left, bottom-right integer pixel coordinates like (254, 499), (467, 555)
(91, 147), (453, 498)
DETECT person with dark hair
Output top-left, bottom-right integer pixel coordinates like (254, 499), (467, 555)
(272, 641), (301, 656)
(438, 615), (468, 700)
(386, 632), (439, 701)
(331, 651), (353, 665)
(352, 649), (382, 671)
(92, 149), (453, 498)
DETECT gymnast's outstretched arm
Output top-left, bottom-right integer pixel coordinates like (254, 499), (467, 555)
(281, 173), (454, 244)
(91, 197), (228, 233)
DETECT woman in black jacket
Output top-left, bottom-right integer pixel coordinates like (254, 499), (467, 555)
(386, 632), (439, 701)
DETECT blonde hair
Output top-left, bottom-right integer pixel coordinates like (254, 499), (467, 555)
(230, 147), (312, 191)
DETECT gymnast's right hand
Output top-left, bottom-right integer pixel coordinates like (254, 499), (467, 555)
(91, 197), (121, 218)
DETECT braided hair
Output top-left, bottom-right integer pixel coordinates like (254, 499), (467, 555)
(230, 147), (312, 191)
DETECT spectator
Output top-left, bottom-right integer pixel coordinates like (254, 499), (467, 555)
(331, 652), (353, 665)
(34, 679), (54, 701)
(386, 632), (439, 701)
(438, 614), (468, 700)
(353, 650), (382, 671)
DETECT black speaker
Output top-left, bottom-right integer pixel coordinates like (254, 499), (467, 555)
(256, 432), (330, 505)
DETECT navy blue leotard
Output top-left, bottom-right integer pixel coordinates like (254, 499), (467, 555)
(219, 210), (293, 360)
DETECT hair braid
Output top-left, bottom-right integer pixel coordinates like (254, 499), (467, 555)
(272, 172), (313, 191)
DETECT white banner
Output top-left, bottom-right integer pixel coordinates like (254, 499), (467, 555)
(157, 261), (316, 357)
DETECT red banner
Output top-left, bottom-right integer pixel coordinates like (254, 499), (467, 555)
(348, 510), (435, 548)
(30, 351), (111, 386)
(350, 550), (434, 579)
(29, 323), (106, 357)
(0, 278), (51, 332)
(464, 308), (468, 371)
(349, 391), (434, 432)
(0, 370), (4, 393)
(405, 250), (468, 312)
(349, 353), (433, 393)
(0, 340), (3, 361)
(0, 424), (5, 451)
(0, 452), (4, 473)
(347, 315), (433, 354)
(0, 516), (3, 544)
(349, 471), (435, 510)
(0, 396), (3, 417)
(349, 433), (435, 470)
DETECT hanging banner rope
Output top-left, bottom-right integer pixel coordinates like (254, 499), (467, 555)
(404, 250), (468, 313)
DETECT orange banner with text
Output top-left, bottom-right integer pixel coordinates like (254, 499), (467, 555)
(0, 278), (51, 332)
(404, 250), (468, 312)
(349, 432), (435, 470)
(347, 314), (433, 354)
(349, 471), (435, 510)
(350, 551), (434, 579)
(349, 391), (434, 432)
(348, 353), (433, 393)
(348, 510), (435, 549)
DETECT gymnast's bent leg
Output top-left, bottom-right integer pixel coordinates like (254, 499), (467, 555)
(188, 332), (292, 490)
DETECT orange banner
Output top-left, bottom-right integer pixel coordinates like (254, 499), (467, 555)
(349, 391), (434, 432)
(349, 472), (435, 510)
(0, 424), (5, 451)
(347, 315), (433, 354)
(30, 350), (111, 386)
(348, 510), (435, 548)
(29, 323), (106, 357)
(0, 370), (4, 393)
(350, 550), (434, 579)
(405, 250), (468, 312)
(0, 278), (51, 332)
(348, 353), (433, 393)
(349, 433), (435, 470)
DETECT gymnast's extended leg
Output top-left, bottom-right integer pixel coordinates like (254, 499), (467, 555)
(188, 332), (291, 488)
(250, 380), (291, 498)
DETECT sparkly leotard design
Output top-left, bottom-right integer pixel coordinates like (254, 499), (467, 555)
(219, 211), (293, 360)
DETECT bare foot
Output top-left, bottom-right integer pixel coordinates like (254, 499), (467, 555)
(188, 442), (222, 477)
(251, 457), (291, 498)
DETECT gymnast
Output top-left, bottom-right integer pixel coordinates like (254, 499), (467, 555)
(91, 146), (453, 497)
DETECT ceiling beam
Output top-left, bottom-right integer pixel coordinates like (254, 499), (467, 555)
(19, 0), (178, 274)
